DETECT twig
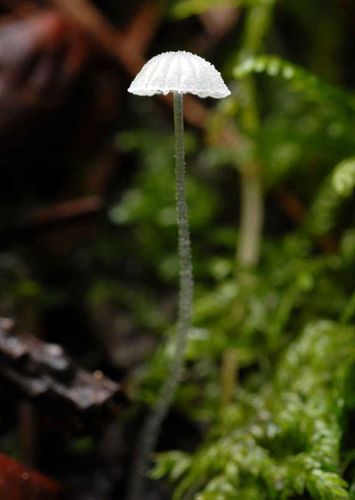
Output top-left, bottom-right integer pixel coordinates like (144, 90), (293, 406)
(0, 318), (124, 415)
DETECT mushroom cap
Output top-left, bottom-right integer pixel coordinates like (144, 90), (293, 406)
(128, 51), (230, 99)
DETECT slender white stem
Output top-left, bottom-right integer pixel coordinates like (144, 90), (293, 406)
(127, 92), (193, 500)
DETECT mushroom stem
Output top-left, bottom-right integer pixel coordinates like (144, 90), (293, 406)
(173, 92), (194, 368)
(127, 92), (193, 500)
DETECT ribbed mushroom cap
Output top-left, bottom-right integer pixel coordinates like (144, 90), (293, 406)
(128, 51), (230, 99)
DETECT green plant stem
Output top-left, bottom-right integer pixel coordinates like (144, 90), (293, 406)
(237, 164), (263, 267)
(236, 0), (274, 269)
(222, 1), (273, 408)
(221, 349), (238, 406)
(127, 92), (193, 500)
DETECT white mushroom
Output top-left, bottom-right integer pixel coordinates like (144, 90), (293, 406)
(127, 51), (229, 500)
(128, 50), (230, 98)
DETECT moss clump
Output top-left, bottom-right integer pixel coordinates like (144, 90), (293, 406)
(154, 321), (355, 499)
